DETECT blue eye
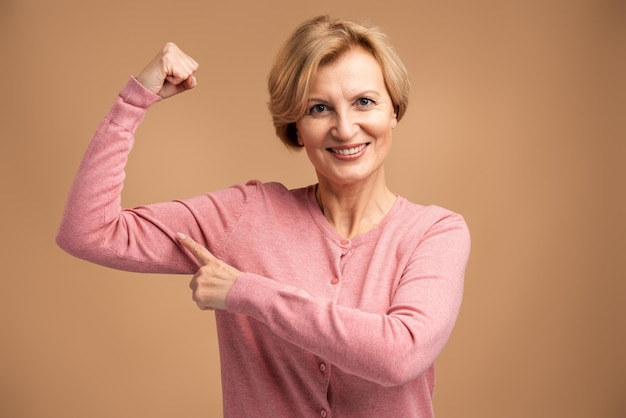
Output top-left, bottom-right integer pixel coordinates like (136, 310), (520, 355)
(309, 104), (329, 115)
(357, 98), (374, 107)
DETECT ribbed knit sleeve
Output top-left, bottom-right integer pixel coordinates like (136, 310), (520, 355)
(56, 78), (250, 274)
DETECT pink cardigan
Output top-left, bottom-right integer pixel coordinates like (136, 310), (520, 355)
(57, 77), (471, 417)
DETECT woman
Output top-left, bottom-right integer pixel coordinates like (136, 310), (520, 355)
(57, 15), (470, 417)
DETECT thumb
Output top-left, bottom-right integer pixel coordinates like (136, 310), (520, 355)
(176, 232), (213, 265)
(159, 74), (197, 99)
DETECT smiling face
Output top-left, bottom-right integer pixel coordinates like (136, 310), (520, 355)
(295, 47), (398, 189)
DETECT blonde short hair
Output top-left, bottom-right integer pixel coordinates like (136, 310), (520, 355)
(267, 15), (410, 149)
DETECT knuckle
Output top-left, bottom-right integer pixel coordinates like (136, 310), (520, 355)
(162, 42), (178, 53)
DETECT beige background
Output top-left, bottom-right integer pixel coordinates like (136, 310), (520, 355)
(1, 0), (625, 417)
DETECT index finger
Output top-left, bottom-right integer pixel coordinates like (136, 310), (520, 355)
(176, 232), (213, 265)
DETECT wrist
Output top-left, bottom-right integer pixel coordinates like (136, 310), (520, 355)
(120, 77), (162, 108)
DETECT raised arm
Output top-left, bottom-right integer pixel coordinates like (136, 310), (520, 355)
(56, 44), (203, 273)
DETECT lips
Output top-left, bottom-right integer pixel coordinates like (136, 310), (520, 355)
(327, 143), (369, 155)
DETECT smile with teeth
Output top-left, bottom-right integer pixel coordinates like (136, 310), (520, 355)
(328, 143), (369, 155)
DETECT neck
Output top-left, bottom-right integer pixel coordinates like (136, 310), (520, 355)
(315, 175), (396, 239)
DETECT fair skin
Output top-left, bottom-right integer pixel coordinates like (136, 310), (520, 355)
(295, 46), (398, 239)
(136, 43), (398, 311)
(135, 42), (199, 98)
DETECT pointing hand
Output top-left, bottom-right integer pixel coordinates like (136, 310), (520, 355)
(177, 233), (241, 311)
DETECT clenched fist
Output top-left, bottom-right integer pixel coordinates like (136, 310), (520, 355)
(136, 42), (199, 99)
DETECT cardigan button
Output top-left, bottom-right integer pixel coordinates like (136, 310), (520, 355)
(330, 277), (339, 285)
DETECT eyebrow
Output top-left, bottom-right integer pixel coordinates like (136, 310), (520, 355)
(306, 90), (383, 103)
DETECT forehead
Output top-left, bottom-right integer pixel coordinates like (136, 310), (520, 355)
(309, 47), (386, 96)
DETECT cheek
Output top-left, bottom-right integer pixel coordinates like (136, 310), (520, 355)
(295, 120), (327, 143)
(365, 118), (394, 140)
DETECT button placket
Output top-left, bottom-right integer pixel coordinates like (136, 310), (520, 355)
(336, 238), (351, 283)
(317, 358), (331, 415)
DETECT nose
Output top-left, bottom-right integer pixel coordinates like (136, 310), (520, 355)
(331, 111), (358, 141)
